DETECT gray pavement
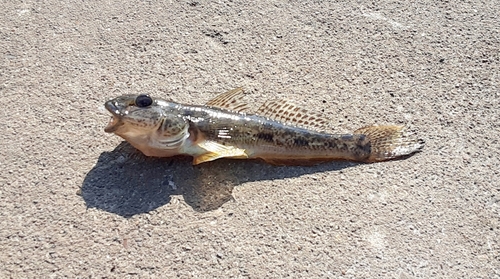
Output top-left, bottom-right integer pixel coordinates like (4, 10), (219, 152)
(1, 0), (499, 277)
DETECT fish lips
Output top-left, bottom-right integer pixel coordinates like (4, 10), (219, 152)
(104, 100), (125, 133)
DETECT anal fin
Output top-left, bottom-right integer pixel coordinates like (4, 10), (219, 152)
(262, 158), (332, 166)
(193, 140), (248, 165)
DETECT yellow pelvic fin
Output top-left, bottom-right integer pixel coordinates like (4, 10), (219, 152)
(193, 141), (248, 165)
(205, 87), (252, 113)
(256, 99), (331, 132)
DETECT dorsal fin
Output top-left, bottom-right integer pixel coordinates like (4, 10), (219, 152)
(205, 87), (251, 113)
(255, 99), (331, 132)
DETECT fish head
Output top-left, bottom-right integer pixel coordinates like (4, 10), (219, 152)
(104, 94), (190, 157)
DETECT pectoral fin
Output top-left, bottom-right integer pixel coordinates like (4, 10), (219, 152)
(193, 141), (248, 165)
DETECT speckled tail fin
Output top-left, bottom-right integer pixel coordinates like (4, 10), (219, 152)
(354, 125), (425, 162)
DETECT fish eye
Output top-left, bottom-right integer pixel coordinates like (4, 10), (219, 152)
(135, 95), (153, 108)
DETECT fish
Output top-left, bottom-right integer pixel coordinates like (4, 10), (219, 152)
(104, 88), (424, 165)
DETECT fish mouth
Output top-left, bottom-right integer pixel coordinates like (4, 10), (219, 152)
(104, 100), (124, 133)
(104, 115), (122, 133)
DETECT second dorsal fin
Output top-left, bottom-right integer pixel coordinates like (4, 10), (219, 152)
(205, 87), (251, 113)
(255, 100), (331, 132)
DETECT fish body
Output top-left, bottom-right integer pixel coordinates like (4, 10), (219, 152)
(104, 88), (424, 165)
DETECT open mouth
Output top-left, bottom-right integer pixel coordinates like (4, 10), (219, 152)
(104, 100), (123, 133)
(104, 116), (121, 133)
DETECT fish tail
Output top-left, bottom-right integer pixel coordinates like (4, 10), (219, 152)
(354, 125), (425, 162)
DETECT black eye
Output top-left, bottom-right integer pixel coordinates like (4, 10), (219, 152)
(135, 95), (153, 107)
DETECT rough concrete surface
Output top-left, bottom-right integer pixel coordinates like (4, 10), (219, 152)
(1, 0), (499, 278)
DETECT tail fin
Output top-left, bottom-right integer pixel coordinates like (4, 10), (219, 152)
(354, 125), (425, 162)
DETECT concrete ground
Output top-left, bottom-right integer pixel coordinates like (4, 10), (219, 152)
(1, 0), (499, 277)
